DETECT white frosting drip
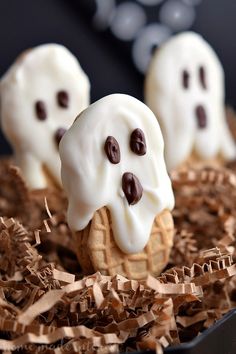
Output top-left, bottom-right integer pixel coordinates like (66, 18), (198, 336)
(0, 44), (90, 189)
(59, 94), (174, 254)
(145, 32), (236, 171)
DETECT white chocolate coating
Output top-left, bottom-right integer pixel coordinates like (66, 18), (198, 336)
(145, 32), (236, 171)
(59, 94), (174, 254)
(0, 44), (90, 189)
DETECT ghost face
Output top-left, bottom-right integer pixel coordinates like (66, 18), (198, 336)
(0, 44), (90, 189)
(60, 94), (174, 254)
(145, 32), (236, 171)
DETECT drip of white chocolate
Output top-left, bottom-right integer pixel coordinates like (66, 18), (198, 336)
(59, 94), (174, 254)
(0, 44), (90, 189)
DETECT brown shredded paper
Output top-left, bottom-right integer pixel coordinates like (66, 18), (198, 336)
(1, 154), (236, 353)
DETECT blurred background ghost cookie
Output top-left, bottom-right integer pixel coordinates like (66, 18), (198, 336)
(0, 44), (90, 189)
(60, 93), (175, 279)
(145, 32), (236, 171)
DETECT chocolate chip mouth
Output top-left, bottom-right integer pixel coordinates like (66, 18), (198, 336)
(55, 128), (67, 147)
(122, 172), (143, 205)
(195, 105), (207, 129)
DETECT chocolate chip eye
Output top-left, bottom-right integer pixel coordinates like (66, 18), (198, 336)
(182, 69), (190, 89)
(130, 128), (146, 156)
(35, 100), (47, 120)
(57, 90), (69, 108)
(199, 66), (207, 90)
(104, 136), (120, 164)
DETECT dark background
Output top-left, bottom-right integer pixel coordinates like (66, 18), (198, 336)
(0, 0), (236, 154)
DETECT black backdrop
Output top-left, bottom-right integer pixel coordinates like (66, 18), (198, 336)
(0, 0), (236, 154)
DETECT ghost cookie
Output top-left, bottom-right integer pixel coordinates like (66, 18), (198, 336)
(145, 32), (236, 171)
(0, 44), (90, 189)
(59, 93), (175, 280)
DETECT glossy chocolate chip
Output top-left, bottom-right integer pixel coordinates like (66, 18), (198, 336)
(199, 66), (207, 90)
(122, 172), (143, 205)
(182, 69), (190, 89)
(55, 127), (67, 147)
(35, 101), (47, 120)
(195, 105), (207, 129)
(104, 136), (120, 164)
(57, 90), (69, 108)
(130, 128), (147, 156)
